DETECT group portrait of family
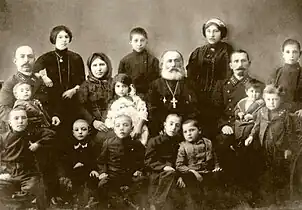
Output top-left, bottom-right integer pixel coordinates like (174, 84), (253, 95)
(0, 4), (302, 209)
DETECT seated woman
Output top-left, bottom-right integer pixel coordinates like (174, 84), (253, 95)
(77, 52), (112, 152)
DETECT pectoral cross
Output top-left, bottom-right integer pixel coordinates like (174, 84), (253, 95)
(171, 97), (178, 108)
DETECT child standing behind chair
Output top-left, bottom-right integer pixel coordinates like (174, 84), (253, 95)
(118, 27), (160, 96)
(105, 73), (149, 145)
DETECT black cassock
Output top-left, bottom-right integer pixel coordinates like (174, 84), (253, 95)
(147, 78), (198, 136)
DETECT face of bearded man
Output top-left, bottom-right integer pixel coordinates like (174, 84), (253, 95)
(229, 52), (250, 78)
(161, 51), (185, 81)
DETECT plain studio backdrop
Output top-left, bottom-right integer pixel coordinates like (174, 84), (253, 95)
(0, 0), (302, 82)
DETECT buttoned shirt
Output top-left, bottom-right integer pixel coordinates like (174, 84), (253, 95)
(212, 75), (251, 128)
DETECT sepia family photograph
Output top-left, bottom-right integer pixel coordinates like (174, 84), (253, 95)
(1, 0), (302, 209)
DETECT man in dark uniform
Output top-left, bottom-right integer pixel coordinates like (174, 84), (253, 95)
(212, 49), (252, 181)
(0, 46), (55, 123)
(147, 50), (198, 137)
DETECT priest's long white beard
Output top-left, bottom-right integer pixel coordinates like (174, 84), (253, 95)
(161, 68), (185, 81)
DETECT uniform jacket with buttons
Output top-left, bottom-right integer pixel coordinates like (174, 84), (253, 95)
(176, 138), (218, 174)
(212, 75), (251, 129)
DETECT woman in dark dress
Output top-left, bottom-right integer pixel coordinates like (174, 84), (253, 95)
(34, 25), (85, 128)
(33, 25), (85, 204)
(186, 18), (233, 138)
(77, 52), (112, 153)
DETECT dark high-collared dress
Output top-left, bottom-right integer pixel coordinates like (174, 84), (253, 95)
(33, 48), (85, 126)
(187, 41), (233, 137)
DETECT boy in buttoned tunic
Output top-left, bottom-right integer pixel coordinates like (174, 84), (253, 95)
(176, 119), (221, 209)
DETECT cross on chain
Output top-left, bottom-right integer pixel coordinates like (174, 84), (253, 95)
(171, 97), (178, 109)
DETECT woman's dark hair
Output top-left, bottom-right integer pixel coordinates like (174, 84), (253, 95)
(49, 25), (73, 44)
(86, 52), (112, 80)
(202, 19), (227, 39)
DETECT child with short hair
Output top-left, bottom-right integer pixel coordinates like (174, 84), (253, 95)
(234, 79), (264, 147)
(105, 73), (149, 145)
(0, 108), (53, 209)
(245, 84), (298, 205)
(268, 39), (302, 116)
(92, 114), (145, 209)
(145, 113), (183, 210)
(59, 119), (98, 209)
(12, 82), (61, 128)
(176, 119), (221, 209)
(118, 27), (160, 96)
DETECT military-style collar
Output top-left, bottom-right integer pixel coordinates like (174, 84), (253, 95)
(16, 71), (36, 82)
(228, 75), (250, 86)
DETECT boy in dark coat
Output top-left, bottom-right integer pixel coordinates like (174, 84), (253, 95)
(118, 27), (160, 96)
(0, 108), (53, 209)
(145, 113), (184, 210)
(92, 114), (145, 209)
(59, 119), (98, 209)
(245, 85), (299, 205)
(267, 39), (302, 115)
